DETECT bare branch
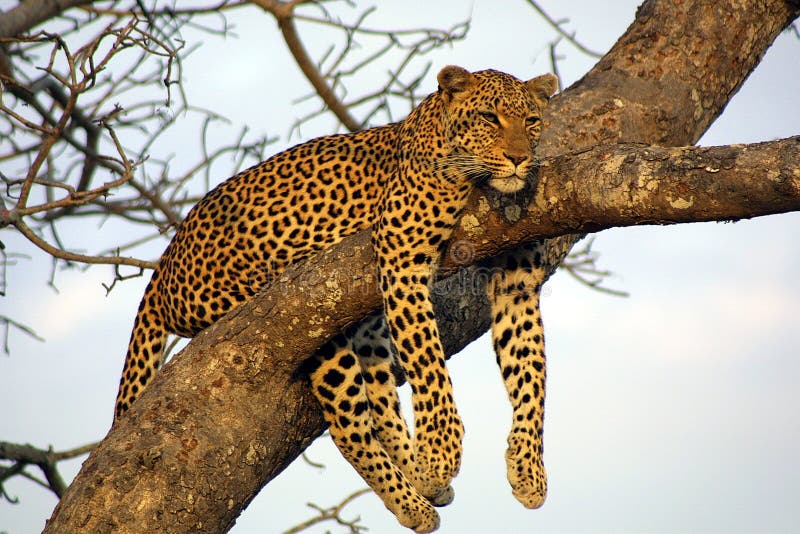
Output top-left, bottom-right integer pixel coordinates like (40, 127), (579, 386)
(283, 487), (371, 534)
(561, 237), (628, 297)
(255, 0), (362, 131)
(548, 37), (564, 86)
(0, 7), (269, 297)
(0, 0), (93, 38)
(8, 216), (157, 269)
(101, 263), (147, 295)
(256, 1), (468, 134)
(0, 440), (98, 499)
(83, 1), (250, 19)
(523, 0), (603, 57)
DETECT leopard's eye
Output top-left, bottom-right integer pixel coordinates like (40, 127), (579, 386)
(526, 116), (541, 128)
(478, 111), (500, 125)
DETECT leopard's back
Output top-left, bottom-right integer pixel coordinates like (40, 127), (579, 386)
(161, 124), (398, 335)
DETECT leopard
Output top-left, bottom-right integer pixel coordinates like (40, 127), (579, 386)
(113, 65), (558, 532)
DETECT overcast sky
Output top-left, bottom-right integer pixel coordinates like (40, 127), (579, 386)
(2, 1), (799, 533)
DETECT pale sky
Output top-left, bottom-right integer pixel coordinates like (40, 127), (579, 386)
(2, 1), (799, 533)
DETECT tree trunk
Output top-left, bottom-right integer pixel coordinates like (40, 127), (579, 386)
(45, 0), (800, 532)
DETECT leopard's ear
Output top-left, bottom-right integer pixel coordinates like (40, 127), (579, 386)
(526, 73), (558, 104)
(438, 65), (476, 101)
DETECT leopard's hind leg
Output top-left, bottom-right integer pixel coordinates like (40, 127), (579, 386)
(307, 324), (439, 533)
(487, 242), (548, 509)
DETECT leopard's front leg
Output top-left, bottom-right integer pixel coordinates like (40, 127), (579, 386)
(487, 243), (549, 509)
(374, 178), (469, 502)
(379, 265), (464, 498)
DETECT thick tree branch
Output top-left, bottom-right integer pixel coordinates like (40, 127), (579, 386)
(470, 138), (800, 247)
(44, 0), (800, 532)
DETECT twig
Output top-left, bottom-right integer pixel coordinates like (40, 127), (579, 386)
(282, 487), (372, 534)
(548, 37), (564, 85)
(523, 0), (603, 57)
(102, 262), (146, 295)
(561, 237), (628, 297)
(0, 315), (45, 354)
(301, 450), (326, 469)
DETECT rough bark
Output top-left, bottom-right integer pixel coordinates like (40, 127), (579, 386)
(45, 0), (800, 532)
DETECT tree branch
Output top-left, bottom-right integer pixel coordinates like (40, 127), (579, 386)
(256, 0), (362, 132)
(473, 138), (800, 248)
(0, 441), (97, 499)
(8, 217), (157, 269)
(0, 0), (94, 38)
(283, 487), (371, 534)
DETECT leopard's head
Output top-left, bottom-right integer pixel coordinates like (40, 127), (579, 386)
(437, 66), (558, 193)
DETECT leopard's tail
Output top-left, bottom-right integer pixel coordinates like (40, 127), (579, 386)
(113, 278), (168, 423)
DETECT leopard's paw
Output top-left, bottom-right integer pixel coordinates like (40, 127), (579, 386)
(427, 484), (455, 507)
(505, 437), (547, 509)
(396, 499), (440, 533)
(414, 410), (464, 491)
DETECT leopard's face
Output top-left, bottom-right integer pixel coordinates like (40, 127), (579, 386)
(437, 68), (558, 193)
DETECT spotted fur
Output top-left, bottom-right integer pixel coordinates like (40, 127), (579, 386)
(114, 66), (557, 532)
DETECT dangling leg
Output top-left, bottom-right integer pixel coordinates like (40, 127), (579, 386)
(486, 242), (548, 509)
(307, 331), (439, 533)
(353, 314), (455, 506)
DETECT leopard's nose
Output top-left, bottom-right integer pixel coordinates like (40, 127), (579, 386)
(504, 152), (528, 166)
